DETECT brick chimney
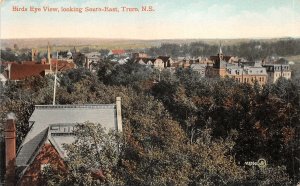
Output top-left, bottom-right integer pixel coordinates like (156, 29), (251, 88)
(4, 118), (16, 186)
(116, 97), (122, 132)
(85, 57), (90, 70)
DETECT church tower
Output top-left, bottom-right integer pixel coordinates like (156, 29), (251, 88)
(218, 42), (224, 61)
(31, 49), (38, 62)
(47, 42), (52, 72)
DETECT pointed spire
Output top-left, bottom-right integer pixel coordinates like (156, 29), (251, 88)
(219, 41), (223, 54)
(73, 46), (77, 53)
(47, 42), (52, 72)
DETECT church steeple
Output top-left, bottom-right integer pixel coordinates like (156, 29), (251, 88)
(47, 42), (52, 71)
(73, 46), (77, 53)
(218, 42), (224, 61)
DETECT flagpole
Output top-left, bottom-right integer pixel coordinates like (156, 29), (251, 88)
(52, 61), (58, 105)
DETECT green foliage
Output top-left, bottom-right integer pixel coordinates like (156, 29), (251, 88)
(99, 60), (153, 87)
(2, 62), (298, 185)
(146, 39), (300, 60)
(73, 53), (86, 67)
(43, 123), (123, 186)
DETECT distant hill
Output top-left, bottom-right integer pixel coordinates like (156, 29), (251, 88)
(0, 37), (294, 51)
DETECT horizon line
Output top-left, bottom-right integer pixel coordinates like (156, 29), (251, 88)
(1, 36), (300, 41)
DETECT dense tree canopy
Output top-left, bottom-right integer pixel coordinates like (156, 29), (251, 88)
(146, 39), (300, 60)
(0, 60), (299, 185)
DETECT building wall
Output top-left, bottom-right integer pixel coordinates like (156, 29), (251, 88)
(263, 64), (292, 83)
(230, 74), (267, 85)
(269, 71), (292, 83)
(154, 59), (164, 70)
(19, 143), (65, 186)
(206, 67), (226, 78)
(191, 67), (206, 77)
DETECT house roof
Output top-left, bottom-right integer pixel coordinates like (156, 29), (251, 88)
(135, 58), (156, 64)
(158, 56), (171, 63)
(7, 60), (75, 80)
(111, 49), (126, 55)
(190, 64), (207, 69)
(8, 63), (50, 80)
(16, 104), (119, 167)
(51, 59), (76, 71)
(84, 52), (101, 58)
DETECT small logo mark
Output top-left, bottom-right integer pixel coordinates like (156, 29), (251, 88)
(257, 158), (267, 168)
(245, 158), (267, 169)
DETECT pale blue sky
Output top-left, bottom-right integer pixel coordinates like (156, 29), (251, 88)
(1, 0), (299, 39)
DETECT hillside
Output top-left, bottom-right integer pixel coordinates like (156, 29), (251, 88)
(1, 37), (295, 51)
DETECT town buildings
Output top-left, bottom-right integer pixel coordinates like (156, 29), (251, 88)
(262, 64), (291, 83)
(226, 64), (268, 85)
(1, 43), (76, 81)
(190, 64), (207, 78)
(108, 49), (126, 57)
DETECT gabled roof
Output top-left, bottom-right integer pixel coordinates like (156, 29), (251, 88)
(8, 63), (50, 80)
(51, 59), (76, 71)
(16, 104), (119, 167)
(158, 56), (171, 63)
(111, 49), (126, 55)
(135, 58), (156, 64)
(190, 64), (207, 69)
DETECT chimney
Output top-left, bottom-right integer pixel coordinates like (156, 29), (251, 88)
(116, 97), (122, 132)
(8, 64), (12, 80)
(31, 49), (34, 62)
(85, 57), (89, 69)
(4, 116), (16, 186)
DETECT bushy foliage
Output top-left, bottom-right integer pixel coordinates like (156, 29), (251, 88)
(146, 39), (300, 60)
(1, 62), (299, 185)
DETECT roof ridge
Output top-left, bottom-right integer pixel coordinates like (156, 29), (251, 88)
(35, 104), (116, 109)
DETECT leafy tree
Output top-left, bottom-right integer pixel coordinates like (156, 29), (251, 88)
(43, 122), (124, 185)
(73, 52), (86, 67)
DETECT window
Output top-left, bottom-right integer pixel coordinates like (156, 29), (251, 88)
(50, 126), (59, 131)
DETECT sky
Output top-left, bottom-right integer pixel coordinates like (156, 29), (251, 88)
(0, 0), (300, 39)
